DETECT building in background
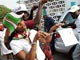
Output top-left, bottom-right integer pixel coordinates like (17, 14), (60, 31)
(17, 0), (80, 30)
(18, 0), (80, 19)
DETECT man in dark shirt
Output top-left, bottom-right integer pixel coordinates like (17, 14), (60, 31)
(43, 15), (55, 32)
(43, 7), (56, 54)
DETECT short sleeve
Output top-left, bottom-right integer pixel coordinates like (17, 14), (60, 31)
(24, 20), (35, 29)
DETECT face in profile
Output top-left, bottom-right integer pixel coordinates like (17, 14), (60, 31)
(70, 11), (79, 19)
(16, 11), (29, 20)
(16, 20), (27, 34)
(22, 13), (29, 20)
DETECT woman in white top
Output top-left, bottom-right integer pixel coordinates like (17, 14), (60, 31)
(65, 5), (80, 60)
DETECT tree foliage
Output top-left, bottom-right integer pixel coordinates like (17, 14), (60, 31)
(0, 5), (11, 21)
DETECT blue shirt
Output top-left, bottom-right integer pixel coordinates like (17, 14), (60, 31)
(44, 16), (55, 32)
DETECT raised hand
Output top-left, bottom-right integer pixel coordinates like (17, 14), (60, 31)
(36, 31), (52, 43)
(31, 5), (38, 11)
(40, 0), (48, 4)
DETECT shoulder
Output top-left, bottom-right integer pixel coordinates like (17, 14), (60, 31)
(24, 20), (34, 23)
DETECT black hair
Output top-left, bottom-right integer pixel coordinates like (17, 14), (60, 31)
(16, 11), (29, 16)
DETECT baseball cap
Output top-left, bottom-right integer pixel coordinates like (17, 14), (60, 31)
(69, 5), (80, 12)
(13, 4), (28, 14)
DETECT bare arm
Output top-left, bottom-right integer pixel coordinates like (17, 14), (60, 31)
(27, 10), (33, 20)
(15, 35), (37, 60)
(49, 24), (60, 33)
(49, 23), (64, 33)
(34, 0), (48, 25)
(28, 5), (38, 20)
(15, 45), (37, 60)
(4, 29), (11, 49)
(27, 39), (37, 60)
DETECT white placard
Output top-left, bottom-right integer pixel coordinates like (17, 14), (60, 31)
(58, 28), (78, 46)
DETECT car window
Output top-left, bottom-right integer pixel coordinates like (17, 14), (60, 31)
(63, 13), (76, 24)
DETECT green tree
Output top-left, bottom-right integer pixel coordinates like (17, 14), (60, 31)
(0, 5), (11, 22)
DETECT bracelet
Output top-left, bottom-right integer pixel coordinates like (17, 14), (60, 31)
(32, 42), (37, 45)
(49, 33), (53, 36)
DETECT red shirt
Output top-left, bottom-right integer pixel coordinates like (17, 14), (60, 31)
(24, 20), (35, 29)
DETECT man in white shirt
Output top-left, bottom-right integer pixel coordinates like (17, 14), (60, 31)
(69, 5), (80, 60)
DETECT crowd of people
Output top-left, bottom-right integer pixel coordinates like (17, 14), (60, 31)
(1, 0), (80, 60)
(3, 0), (55, 60)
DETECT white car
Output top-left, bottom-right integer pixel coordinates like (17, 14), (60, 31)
(55, 10), (79, 54)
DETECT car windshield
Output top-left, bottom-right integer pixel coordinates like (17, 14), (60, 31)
(63, 13), (76, 24)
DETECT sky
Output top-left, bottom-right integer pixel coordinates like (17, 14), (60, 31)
(0, 0), (19, 10)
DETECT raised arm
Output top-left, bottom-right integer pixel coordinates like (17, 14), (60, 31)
(27, 5), (38, 20)
(26, 36), (37, 60)
(34, 0), (48, 25)
(49, 23), (64, 33)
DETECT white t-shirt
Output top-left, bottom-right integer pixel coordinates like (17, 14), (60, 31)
(75, 14), (80, 33)
(75, 14), (80, 44)
(10, 30), (45, 60)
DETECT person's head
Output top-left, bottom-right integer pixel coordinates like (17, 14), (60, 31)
(13, 4), (29, 20)
(15, 23), (26, 35)
(42, 6), (48, 19)
(3, 12), (26, 36)
(16, 20), (26, 34)
(56, 13), (61, 21)
(69, 5), (80, 19)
